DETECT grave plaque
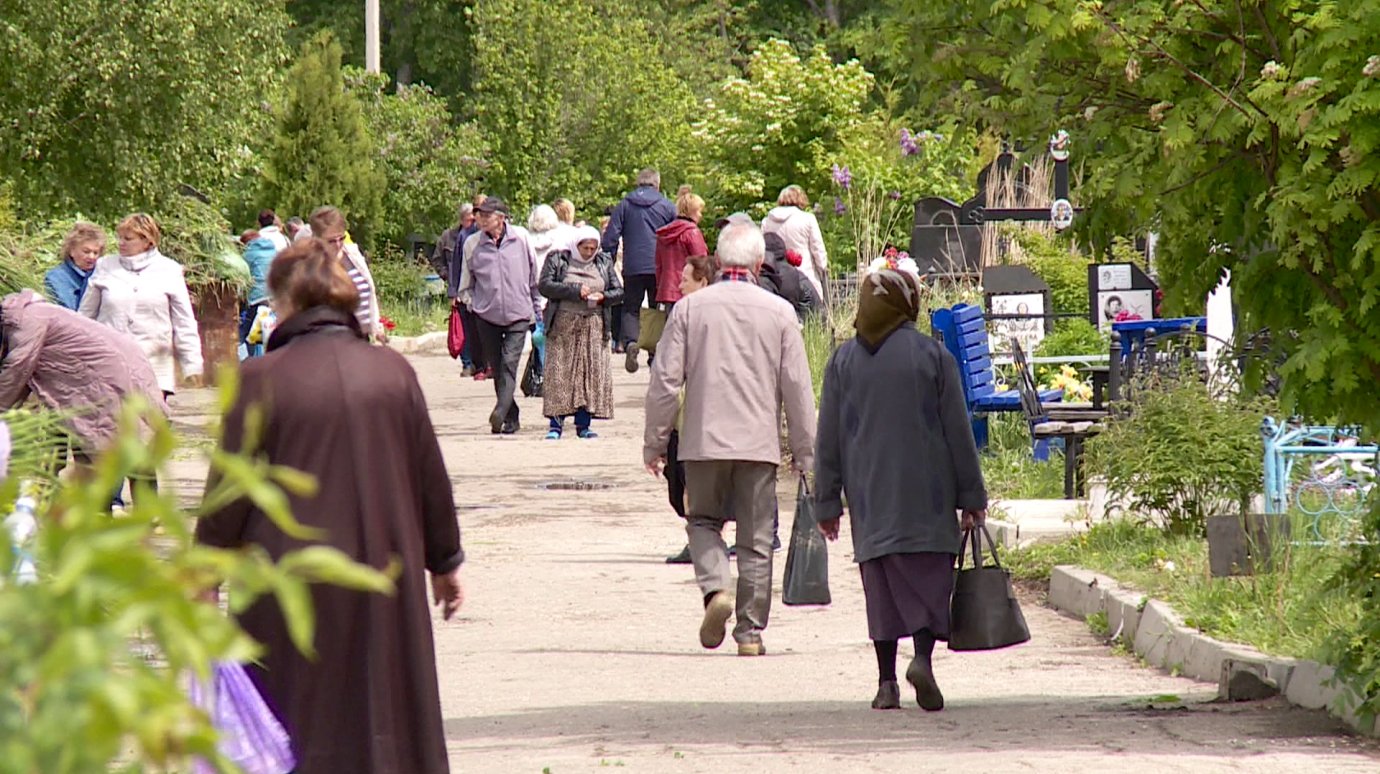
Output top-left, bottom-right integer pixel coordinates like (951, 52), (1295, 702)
(983, 265), (1051, 354)
(1088, 261), (1158, 330)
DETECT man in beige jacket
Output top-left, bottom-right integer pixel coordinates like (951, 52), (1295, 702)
(644, 220), (816, 657)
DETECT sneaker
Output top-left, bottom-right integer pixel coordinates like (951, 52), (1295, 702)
(699, 591), (733, 649)
(872, 680), (902, 710)
(665, 545), (691, 564)
(625, 343), (640, 373)
(737, 637), (766, 657)
(545, 430), (562, 440)
(905, 657), (945, 711)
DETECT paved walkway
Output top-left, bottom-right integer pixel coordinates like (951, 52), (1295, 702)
(169, 352), (1380, 773)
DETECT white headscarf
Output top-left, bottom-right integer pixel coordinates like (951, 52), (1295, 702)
(568, 225), (602, 263)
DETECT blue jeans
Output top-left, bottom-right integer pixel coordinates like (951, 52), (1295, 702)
(239, 302), (267, 359)
(549, 409), (592, 434)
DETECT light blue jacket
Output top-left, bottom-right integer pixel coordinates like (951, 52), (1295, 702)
(243, 237), (279, 306)
(43, 259), (91, 311)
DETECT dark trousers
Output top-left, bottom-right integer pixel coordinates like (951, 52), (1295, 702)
(239, 301), (268, 358)
(476, 318), (528, 429)
(458, 303), (482, 369)
(621, 273), (657, 346)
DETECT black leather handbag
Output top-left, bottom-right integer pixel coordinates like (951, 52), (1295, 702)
(782, 477), (831, 606)
(949, 525), (1031, 651)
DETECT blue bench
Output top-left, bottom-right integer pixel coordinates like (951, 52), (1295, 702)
(931, 303), (1062, 448)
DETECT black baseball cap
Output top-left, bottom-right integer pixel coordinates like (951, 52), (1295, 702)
(475, 197), (510, 215)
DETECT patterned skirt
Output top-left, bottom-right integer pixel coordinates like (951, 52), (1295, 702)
(542, 310), (614, 419)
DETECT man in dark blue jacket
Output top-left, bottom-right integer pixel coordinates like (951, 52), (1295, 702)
(602, 168), (675, 372)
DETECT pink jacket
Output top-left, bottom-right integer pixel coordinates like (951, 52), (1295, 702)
(0, 291), (167, 450)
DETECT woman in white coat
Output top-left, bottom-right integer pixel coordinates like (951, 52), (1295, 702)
(761, 185), (829, 301)
(79, 213), (203, 396)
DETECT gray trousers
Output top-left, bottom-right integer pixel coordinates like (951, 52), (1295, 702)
(684, 460), (778, 643)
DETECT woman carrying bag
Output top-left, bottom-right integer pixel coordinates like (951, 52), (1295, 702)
(814, 260), (988, 713)
(538, 226), (623, 439)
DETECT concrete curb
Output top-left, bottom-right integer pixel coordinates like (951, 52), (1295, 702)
(387, 331), (448, 355)
(1047, 565), (1378, 736)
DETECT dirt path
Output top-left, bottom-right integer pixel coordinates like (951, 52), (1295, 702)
(170, 352), (1380, 773)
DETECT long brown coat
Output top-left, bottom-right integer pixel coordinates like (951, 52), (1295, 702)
(196, 307), (462, 774)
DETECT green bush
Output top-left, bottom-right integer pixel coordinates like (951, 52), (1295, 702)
(1008, 228), (1089, 316)
(1083, 370), (1274, 536)
(1033, 318), (1109, 382)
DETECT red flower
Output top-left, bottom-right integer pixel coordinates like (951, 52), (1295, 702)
(784, 249), (803, 267)
(379, 315), (397, 331)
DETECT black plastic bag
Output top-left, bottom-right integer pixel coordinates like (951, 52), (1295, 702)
(949, 525), (1031, 651)
(520, 350), (543, 398)
(782, 477), (831, 606)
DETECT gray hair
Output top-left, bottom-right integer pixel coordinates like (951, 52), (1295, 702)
(636, 167), (661, 189)
(716, 222), (765, 269)
(527, 204), (559, 233)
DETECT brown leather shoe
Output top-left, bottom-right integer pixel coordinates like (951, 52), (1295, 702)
(737, 637), (766, 657)
(699, 592), (733, 649)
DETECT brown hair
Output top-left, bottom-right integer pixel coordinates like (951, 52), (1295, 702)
(308, 205), (348, 237)
(685, 254), (718, 285)
(268, 239), (360, 316)
(777, 185), (810, 209)
(552, 198), (575, 225)
(61, 222), (106, 261)
(116, 213), (161, 247)
(675, 186), (704, 220)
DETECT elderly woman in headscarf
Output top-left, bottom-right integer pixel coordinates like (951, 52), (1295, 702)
(813, 264), (988, 713)
(537, 225), (623, 439)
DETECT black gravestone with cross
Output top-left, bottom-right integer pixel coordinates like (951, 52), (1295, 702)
(909, 131), (1079, 276)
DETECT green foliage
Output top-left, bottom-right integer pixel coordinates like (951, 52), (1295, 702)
(0, 0), (288, 222)
(469, 0), (699, 213)
(1084, 371), (1273, 536)
(158, 197), (251, 291)
(347, 69), (489, 245)
(0, 386), (392, 772)
(696, 40), (874, 215)
(981, 413), (1066, 501)
(1008, 228), (1089, 317)
(370, 243), (446, 336)
(1033, 318), (1109, 382)
(1006, 518), (1360, 662)
(261, 33), (385, 248)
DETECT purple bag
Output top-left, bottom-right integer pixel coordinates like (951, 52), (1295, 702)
(187, 662), (295, 774)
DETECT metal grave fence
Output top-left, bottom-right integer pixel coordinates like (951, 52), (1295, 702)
(1262, 417), (1378, 545)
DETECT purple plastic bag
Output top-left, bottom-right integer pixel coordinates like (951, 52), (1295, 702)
(187, 662), (296, 774)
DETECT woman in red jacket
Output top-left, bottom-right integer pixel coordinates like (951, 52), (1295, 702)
(653, 187), (708, 307)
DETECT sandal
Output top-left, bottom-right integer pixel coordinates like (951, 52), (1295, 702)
(576, 428), (598, 440)
(544, 430), (562, 440)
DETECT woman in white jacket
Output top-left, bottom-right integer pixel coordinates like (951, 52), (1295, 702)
(761, 185), (829, 301)
(79, 213), (203, 396)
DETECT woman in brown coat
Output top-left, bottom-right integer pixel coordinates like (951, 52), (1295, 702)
(196, 239), (464, 774)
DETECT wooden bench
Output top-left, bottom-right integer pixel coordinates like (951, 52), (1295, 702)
(1011, 339), (1108, 499)
(931, 303), (1062, 448)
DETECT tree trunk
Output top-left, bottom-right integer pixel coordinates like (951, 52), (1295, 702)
(194, 284), (240, 386)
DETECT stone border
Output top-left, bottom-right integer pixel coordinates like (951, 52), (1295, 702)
(1048, 565), (1378, 736)
(387, 331), (448, 355)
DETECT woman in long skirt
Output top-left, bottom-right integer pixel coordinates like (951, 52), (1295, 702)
(814, 265), (988, 712)
(538, 225), (624, 439)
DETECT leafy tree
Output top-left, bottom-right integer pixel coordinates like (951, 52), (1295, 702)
(695, 39), (874, 215)
(261, 33), (386, 247)
(884, 0), (1380, 713)
(0, 0), (288, 222)
(469, 0), (698, 214)
(347, 69), (488, 244)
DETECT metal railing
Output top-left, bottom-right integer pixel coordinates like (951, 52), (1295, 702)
(1262, 417), (1378, 545)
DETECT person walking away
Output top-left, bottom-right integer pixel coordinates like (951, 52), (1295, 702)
(553, 198), (577, 228)
(661, 254), (715, 565)
(759, 233), (821, 323)
(814, 265), (988, 712)
(284, 216), (307, 242)
(435, 203), (478, 375)
(527, 204), (569, 376)
(309, 206), (385, 344)
(450, 195), (488, 379)
(456, 197), (542, 434)
(0, 291), (167, 500)
(538, 226), (622, 439)
(45, 223), (106, 311)
(196, 239), (464, 774)
(762, 185), (829, 300)
(79, 213), (203, 397)
(649, 187), (708, 367)
(240, 209), (290, 359)
(644, 222), (815, 656)
(602, 168), (675, 372)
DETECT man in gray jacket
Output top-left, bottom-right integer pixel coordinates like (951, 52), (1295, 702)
(458, 197), (542, 434)
(643, 221), (816, 657)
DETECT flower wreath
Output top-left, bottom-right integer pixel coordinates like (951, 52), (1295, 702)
(865, 245), (922, 279)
